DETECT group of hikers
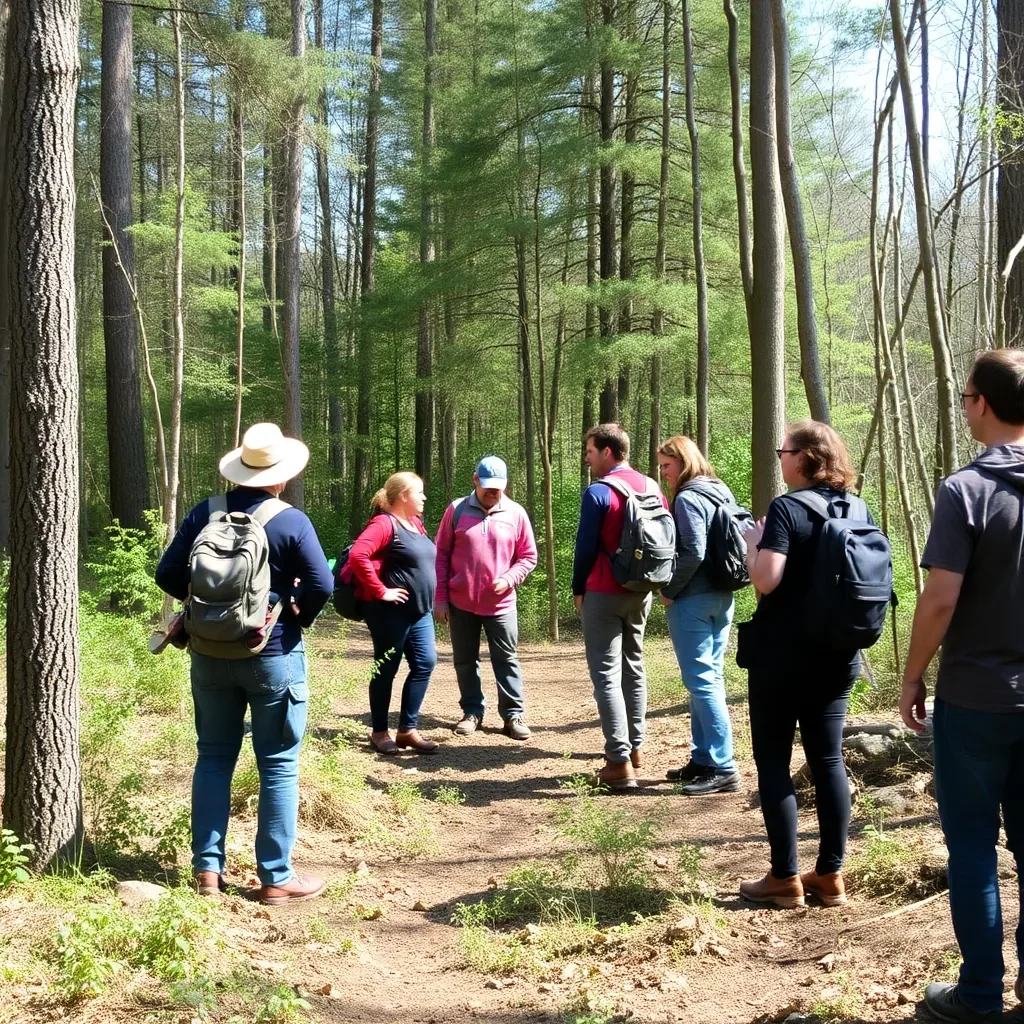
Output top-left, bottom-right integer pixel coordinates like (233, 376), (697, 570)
(155, 347), (1024, 1024)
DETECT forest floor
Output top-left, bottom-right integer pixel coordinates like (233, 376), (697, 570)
(1, 621), (1019, 1024)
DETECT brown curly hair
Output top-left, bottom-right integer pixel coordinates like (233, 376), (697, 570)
(786, 420), (857, 491)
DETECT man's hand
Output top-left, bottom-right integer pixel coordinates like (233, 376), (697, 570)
(658, 593), (674, 608)
(492, 578), (511, 597)
(899, 676), (928, 733)
(574, 594), (583, 616)
(434, 603), (449, 624)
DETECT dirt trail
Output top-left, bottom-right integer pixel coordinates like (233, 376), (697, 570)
(252, 628), (1018, 1024)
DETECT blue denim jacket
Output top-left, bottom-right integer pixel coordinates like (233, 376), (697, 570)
(662, 477), (736, 600)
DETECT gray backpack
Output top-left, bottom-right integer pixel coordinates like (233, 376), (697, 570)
(184, 495), (290, 659)
(601, 475), (676, 593)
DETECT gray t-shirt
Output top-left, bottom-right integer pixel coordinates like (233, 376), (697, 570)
(922, 444), (1024, 711)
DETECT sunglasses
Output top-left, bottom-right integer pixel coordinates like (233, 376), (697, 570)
(775, 448), (801, 459)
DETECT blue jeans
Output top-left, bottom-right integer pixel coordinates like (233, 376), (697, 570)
(449, 603), (525, 721)
(190, 649), (308, 887)
(666, 591), (735, 771)
(363, 605), (437, 732)
(933, 698), (1024, 1013)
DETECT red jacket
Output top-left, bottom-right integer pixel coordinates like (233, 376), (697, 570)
(346, 514), (427, 601)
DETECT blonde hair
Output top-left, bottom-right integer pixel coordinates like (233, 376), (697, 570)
(370, 472), (422, 516)
(786, 420), (857, 491)
(657, 435), (716, 501)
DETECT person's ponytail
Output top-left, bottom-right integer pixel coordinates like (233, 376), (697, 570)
(369, 487), (390, 515)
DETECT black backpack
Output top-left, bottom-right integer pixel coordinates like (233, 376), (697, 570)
(788, 489), (895, 651)
(680, 481), (753, 592)
(332, 516), (397, 621)
(601, 475), (677, 593)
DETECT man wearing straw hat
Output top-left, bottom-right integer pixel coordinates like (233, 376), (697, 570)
(156, 423), (334, 906)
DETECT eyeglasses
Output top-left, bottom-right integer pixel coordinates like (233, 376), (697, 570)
(960, 391), (979, 409)
(775, 448), (801, 459)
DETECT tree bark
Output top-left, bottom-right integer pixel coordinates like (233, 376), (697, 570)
(997, 0), (1024, 344)
(351, 0), (381, 536)
(0, 10), (14, 552)
(315, 0), (343, 511)
(100, 0), (148, 528)
(748, 0), (786, 515)
(598, 0), (617, 422)
(233, 88), (246, 448)
(282, 0), (306, 507)
(415, 0), (436, 485)
(3, 0), (83, 868)
(724, 0), (753, 318)
(977, 0), (992, 346)
(683, 0), (709, 453)
(771, 0), (828, 424)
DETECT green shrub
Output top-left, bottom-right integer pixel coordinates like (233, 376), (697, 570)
(254, 985), (311, 1023)
(0, 829), (32, 889)
(84, 510), (166, 617)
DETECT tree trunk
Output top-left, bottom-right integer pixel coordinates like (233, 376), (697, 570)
(748, 0), (786, 515)
(282, 0), (306, 507)
(233, 89), (246, 448)
(599, 0), (617, 422)
(724, 0), (753, 318)
(315, 0), (343, 511)
(683, 0), (709, 453)
(771, 0), (828, 424)
(351, 0), (381, 536)
(0, 10), (14, 552)
(415, 0), (436, 485)
(100, 0), (148, 528)
(3, 0), (83, 868)
(890, 0), (957, 476)
(164, 8), (187, 548)
(977, 0), (992, 346)
(997, 0), (1024, 344)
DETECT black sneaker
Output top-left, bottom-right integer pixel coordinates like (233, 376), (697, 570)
(924, 984), (1000, 1023)
(665, 759), (701, 783)
(679, 767), (741, 796)
(454, 714), (482, 736)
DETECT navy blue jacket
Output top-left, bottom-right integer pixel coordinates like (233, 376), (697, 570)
(155, 486), (334, 655)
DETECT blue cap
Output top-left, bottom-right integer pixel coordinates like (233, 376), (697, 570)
(475, 455), (508, 490)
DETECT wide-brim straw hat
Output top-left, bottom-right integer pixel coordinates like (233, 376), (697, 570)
(219, 423), (310, 487)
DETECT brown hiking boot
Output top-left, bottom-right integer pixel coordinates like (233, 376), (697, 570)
(739, 872), (805, 909)
(595, 759), (638, 790)
(193, 871), (223, 897)
(396, 729), (439, 754)
(800, 870), (847, 906)
(260, 873), (326, 907)
(630, 749), (643, 770)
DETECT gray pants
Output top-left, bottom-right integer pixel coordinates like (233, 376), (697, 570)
(581, 590), (652, 763)
(449, 602), (526, 721)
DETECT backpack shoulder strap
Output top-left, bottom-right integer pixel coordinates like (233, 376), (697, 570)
(681, 481), (725, 507)
(600, 474), (634, 499)
(208, 493), (227, 521)
(787, 488), (834, 521)
(452, 495), (472, 530)
(252, 498), (291, 527)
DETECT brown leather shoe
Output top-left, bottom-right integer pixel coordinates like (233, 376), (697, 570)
(596, 759), (638, 790)
(193, 871), (224, 897)
(396, 729), (439, 754)
(739, 872), (805, 909)
(260, 873), (326, 906)
(630, 749), (643, 770)
(800, 869), (847, 906)
(370, 731), (399, 754)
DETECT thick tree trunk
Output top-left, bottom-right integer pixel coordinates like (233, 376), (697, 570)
(100, 0), (148, 528)
(997, 0), (1024, 344)
(415, 0), (436, 485)
(0, 12), (13, 551)
(351, 0), (380, 536)
(683, 0), (709, 453)
(890, 0), (957, 475)
(771, 0), (828, 423)
(748, 0), (786, 515)
(282, 0), (306, 507)
(3, 0), (83, 868)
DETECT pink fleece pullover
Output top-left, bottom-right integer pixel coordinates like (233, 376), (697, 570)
(434, 493), (538, 617)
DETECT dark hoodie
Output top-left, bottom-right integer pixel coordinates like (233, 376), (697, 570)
(922, 444), (1024, 711)
(662, 476), (737, 600)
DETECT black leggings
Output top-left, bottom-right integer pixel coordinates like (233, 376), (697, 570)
(748, 661), (856, 879)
